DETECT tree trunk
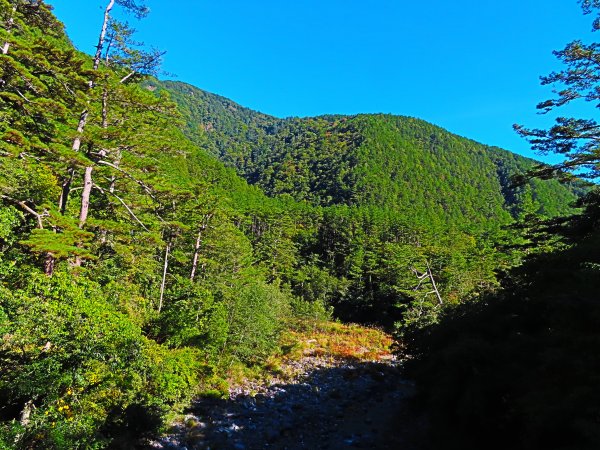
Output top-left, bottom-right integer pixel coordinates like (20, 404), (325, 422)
(78, 166), (93, 229)
(64, 109), (88, 214)
(190, 215), (212, 281)
(94, 0), (116, 70)
(71, 109), (89, 152)
(44, 253), (55, 277)
(190, 228), (204, 282)
(102, 87), (109, 128)
(73, 167), (93, 267)
(426, 260), (444, 305)
(19, 400), (34, 427)
(66, 0), (113, 210)
(58, 168), (74, 215)
(158, 241), (170, 313)
(2, 5), (16, 55)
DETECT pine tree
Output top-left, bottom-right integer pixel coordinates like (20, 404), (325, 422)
(514, 1), (600, 182)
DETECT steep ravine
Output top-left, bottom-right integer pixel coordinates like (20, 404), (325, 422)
(150, 350), (428, 449)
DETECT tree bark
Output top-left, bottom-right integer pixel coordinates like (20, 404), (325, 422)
(102, 87), (109, 128)
(190, 214), (213, 282)
(189, 230), (202, 282)
(44, 253), (55, 277)
(58, 168), (74, 215)
(425, 260), (443, 305)
(158, 240), (170, 313)
(19, 400), (34, 427)
(64, 107), (88, 213)
(71, 109), (88, 152)
(94, 0), (116, 70)
(73, 167), (93, 267)
(78, 166), (93, 229)
(66, 0), (114, 210)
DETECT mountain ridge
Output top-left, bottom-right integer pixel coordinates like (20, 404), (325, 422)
(153, 80), (583, 231)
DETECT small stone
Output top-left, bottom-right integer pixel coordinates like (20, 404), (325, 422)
(185, 418), (198, 428)
(165, 445), (184, 450)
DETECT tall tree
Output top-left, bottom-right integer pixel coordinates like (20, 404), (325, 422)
(514, 1), (600, 182)
(69, 0), (150, 230)
(0, 0), (92, 274)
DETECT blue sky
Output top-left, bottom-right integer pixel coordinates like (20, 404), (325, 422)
(50, 1), (596, 160)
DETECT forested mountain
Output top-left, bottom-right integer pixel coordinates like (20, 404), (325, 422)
(398, 1), (600, 448)
(159, 80), (582, 231)
(0, 2), (304, 446)
(0, 1), (590, 448)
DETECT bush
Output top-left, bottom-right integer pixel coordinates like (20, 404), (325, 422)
(405, 232), (600, 450)
(0, 271), (202, 449)
(223, 281), (291, 364)
(290, 297), (333, 323)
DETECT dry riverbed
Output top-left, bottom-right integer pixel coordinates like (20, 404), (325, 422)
(149, 323), (428, 450)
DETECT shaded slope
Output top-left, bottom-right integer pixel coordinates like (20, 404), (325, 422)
(405, 207), (600, 450)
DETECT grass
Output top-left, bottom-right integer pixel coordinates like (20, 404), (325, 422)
(279, 320), (394, 362)
(219, 319), (394, 390)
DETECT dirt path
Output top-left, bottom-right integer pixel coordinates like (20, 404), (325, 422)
(150, 355), (427, 450)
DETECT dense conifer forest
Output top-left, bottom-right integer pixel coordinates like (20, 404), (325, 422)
(0, 0), (598, 448)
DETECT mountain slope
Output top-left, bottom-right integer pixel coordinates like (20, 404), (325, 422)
(158, 80), (581, 231)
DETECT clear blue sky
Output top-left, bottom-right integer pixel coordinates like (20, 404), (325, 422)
(50, 0), (596, 160)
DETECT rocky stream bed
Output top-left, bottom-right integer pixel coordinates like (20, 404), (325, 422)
(149, 353), (427, 450)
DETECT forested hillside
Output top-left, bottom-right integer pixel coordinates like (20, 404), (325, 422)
(0, 1), (589, 448)
(402, 1), (600, 448)
(0, 2), (310, 446)
(159, 80), (582, 230)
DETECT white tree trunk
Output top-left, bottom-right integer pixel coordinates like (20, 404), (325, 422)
(189, 231), (202, 282)
(190, 214), (213, 281)
(94, 0), (116, 70)
(73, 167), (93, 267)
(426, 260), (444, 305)
(158, 241), (170, 313)
(2, 5), (16, 55)
(72, 109), (88, 152)
(78, 166), (93, 229)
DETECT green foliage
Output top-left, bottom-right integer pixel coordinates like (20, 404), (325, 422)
(0, 2), (299, 447)
(289, 297), (333, 323)
(222, 281), (291, 364)
(0, 271), (202, 449)
(153, 275), (219, 349)
(0, 206), (21, 242)
(0, 2), (584, 448)
(162, 80), (581, 228)
(405, 228), (600, 450)
(155, 79), (585, 329)
(405, 4), (600, 449)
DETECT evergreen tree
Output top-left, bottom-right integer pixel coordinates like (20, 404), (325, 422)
(514, 1), (600, 183)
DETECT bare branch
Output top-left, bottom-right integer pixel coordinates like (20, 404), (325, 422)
(92, 184), (149, 231)
(96, 159), (157, 201)
(0, 195), (45, 229)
